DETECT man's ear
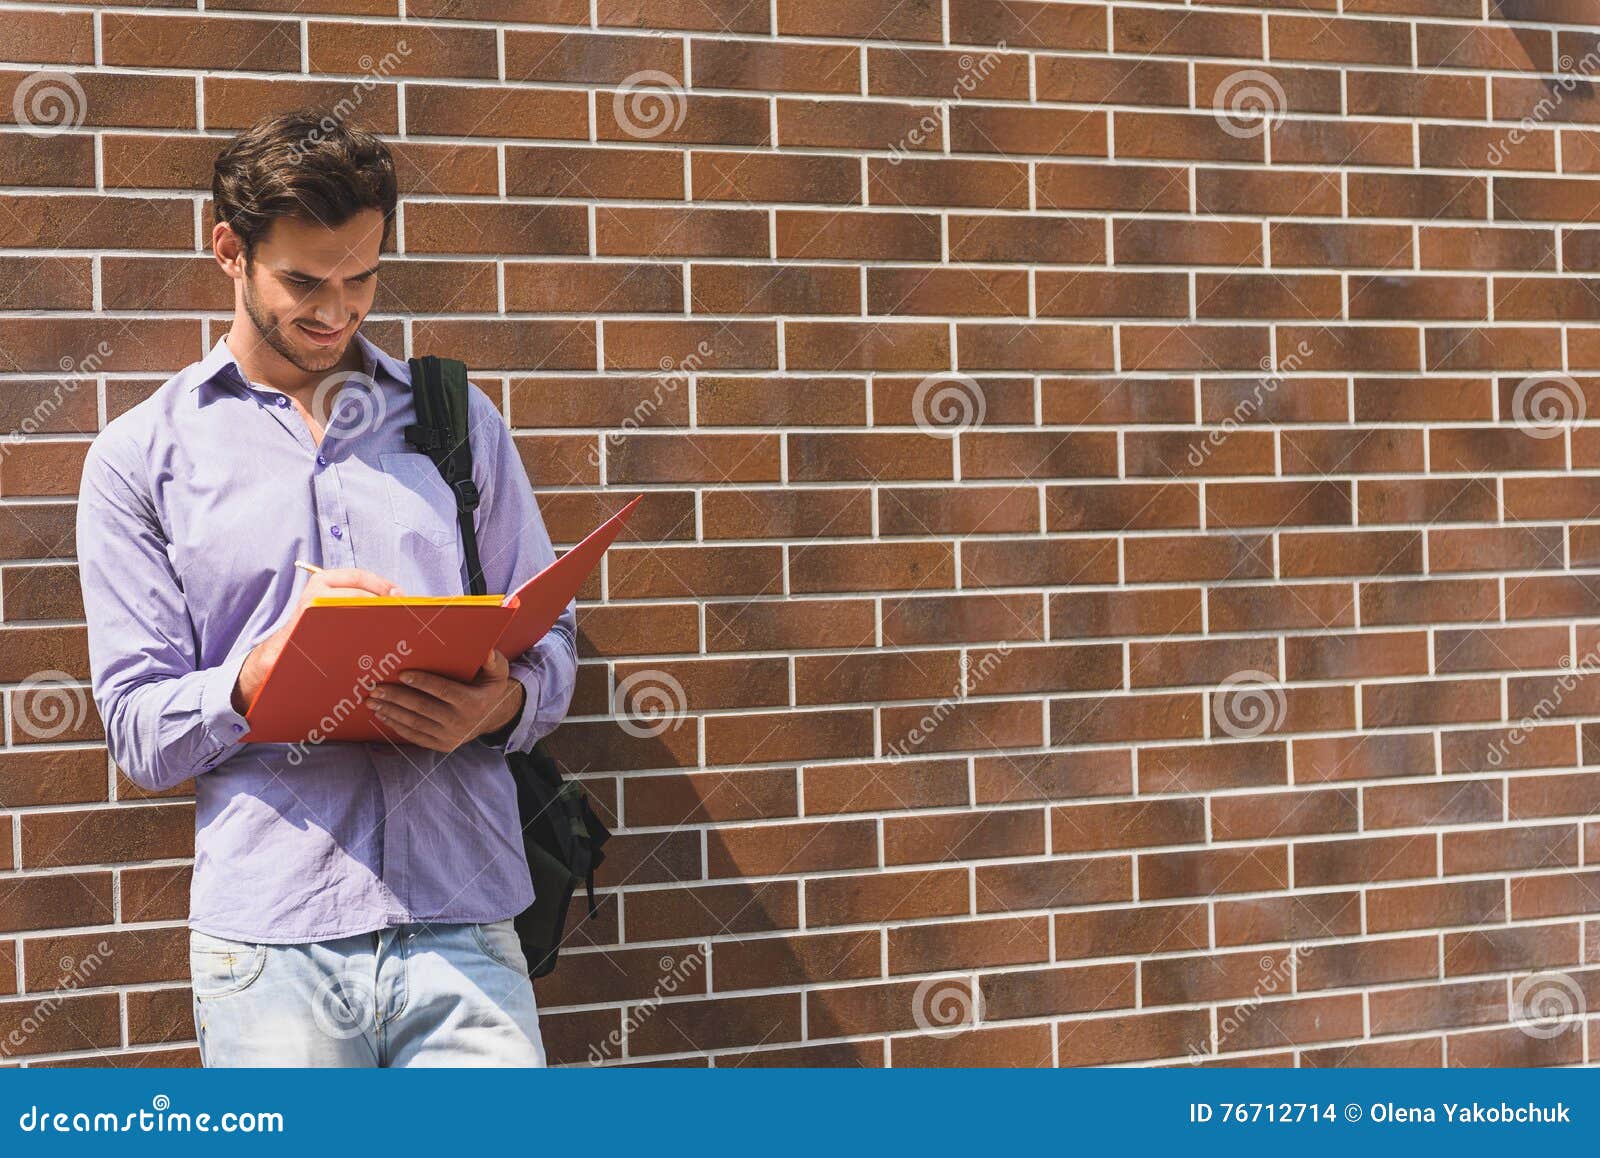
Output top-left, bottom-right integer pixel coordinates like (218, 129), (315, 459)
(212, 221), (247, 278)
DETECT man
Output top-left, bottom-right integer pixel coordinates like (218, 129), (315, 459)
(75, 107), (577, 1066)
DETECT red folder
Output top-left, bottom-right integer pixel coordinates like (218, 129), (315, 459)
(242, 495), (642, 744)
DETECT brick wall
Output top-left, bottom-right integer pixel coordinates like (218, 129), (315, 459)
(4, 0), (1600, 1068)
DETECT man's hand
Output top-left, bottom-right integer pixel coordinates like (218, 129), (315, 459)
(364, 649), (525, 753)
(232, 567), (405, 714)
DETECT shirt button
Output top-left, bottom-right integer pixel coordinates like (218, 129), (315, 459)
(330, 525), (343, 539)
(275, 395), (289, 408)
(316, 453), (328, 466)
(231, 722), (245, 734)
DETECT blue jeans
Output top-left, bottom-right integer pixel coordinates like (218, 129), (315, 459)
(189, 919), (546, 1067)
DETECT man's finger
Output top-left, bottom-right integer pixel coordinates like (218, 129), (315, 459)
(320, 584), (391, 599)
(370, 682), (455, 720)
(372, 695), (451, 740)
(476, 649), (509, 683)
(312, 568), (403, 597)
(374, 712), (446, 753)
(388, 670), (465, 705)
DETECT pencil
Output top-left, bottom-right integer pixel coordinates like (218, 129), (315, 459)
(293, 559), (323, 575)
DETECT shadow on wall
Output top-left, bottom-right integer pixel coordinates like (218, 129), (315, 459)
(534, 630), (996, 1069)
(537, 720), (844, 1067)
(1492, 5), (1599, 98)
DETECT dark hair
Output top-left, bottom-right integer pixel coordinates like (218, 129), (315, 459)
(212, 106), (398, 263)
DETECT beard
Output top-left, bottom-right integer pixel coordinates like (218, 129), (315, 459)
(240, 270), (352, 375)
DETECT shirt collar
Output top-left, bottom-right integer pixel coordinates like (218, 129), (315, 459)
(186, 329), (405, 394)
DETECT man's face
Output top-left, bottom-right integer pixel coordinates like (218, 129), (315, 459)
(235, 209), (385, 375)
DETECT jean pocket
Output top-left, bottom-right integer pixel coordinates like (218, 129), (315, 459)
(469, 919), (528, 973)
(188, 928), (267, 1000)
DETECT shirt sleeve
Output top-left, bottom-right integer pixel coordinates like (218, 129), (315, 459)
(76, 434), (256, 792)
(466, 385), (578, 754)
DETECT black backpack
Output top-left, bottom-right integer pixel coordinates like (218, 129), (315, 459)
(403, 354), (611, 979)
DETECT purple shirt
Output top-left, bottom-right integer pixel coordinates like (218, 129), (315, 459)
(75, 331), (576, 943)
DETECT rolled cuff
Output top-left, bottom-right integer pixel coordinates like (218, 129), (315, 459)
(197, 643), (255, 768)
(496, 665), (547, 754)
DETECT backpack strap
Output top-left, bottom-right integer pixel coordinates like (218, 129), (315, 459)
(404, 355), (485, 597)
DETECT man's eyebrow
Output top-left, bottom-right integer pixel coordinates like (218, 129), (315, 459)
(280, 263), (381, 281)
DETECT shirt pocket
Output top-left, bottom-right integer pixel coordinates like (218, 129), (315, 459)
(381, 452), (459, 549)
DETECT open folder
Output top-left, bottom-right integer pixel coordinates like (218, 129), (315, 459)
(242, 494), (643, 744)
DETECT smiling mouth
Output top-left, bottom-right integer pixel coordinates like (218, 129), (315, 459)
(296, 322), (345, 345)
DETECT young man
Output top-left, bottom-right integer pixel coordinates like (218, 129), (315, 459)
(75, 108), (577, 1066)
